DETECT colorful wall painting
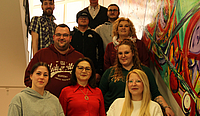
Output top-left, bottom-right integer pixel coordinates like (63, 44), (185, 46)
(117, 0), (200, 115)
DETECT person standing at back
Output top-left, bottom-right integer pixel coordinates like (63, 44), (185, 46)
(71, 11), (104, 84)
(29, 0), (57, 55)
(95, 4), (120, 51)
(81, 0), (108, 29)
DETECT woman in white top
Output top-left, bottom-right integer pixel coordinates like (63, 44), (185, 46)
(107, 69), (163, 116)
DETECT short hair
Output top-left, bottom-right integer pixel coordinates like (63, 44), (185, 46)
(55, 24), (71, 34)
(40, 0), (54, 4)
(112, 17), (137, 38)
(70, 57), (96, 88)
(30, 62), (51, 87)
(108, 4), (120, 12)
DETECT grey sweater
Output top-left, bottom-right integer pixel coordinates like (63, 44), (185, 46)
(95, 22), (113, 51)
(8, 87), (64, 116)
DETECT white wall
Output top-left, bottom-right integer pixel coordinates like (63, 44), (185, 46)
(0, 0), (28, 115)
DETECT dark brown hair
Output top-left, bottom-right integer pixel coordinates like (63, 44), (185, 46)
(29, 62), (51, 87)
(40, 0), (54, 4)
(70, 57), (96, 88)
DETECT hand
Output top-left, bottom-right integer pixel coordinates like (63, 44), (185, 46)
(165, 107), (175, 116)
(96, 73), (101, 83)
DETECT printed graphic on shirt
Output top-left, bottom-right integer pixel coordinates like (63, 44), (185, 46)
(48, 61), (74, 81)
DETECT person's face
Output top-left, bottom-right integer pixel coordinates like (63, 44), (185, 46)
(90, 0), (98, 6)
(41, 0), (55, 17)
(30, 66), (49, 90)
(117, 21), (130, 37)
(53, 27), (71, 51)
(107, 6), (119, 20)
(128, 73), (144, 97)
(76, 61), (92, 83)
(118, 44), (134, 67)
(78, 16), (89, 26)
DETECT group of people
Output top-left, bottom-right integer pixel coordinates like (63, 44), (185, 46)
(8, 0), (175, 116)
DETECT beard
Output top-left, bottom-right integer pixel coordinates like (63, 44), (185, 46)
(109, 16), (118, 22)
(43, 8), (53, 17)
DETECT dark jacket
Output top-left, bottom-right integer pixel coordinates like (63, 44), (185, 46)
(82, 6), (108, 29)
(71, 27), (104, 75)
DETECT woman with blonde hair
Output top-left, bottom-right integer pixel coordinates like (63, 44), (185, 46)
(107, 69), (163, 116)
(100, 39), (175, 116)
(104, 17), (149, 71)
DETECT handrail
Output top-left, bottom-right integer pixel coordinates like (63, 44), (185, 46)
(0, 86), (26, 88)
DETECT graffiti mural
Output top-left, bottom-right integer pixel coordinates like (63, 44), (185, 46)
(117, 0), (200, 115)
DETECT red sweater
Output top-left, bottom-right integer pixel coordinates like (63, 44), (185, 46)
(104, 39), (150, 71)
(59, 84), (106, 116)
(24, 44), (84, 98)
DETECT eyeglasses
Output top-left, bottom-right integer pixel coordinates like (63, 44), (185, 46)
(108, 9), (118, 12)
(77, 66), (91, 72)
(128, 80), (142, 83)
(55, 33), (70, 37)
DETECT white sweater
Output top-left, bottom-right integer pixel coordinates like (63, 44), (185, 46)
(107, 98), (163, 116)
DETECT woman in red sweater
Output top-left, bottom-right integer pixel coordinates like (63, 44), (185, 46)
(104, 17), (149, 71)
(59, 57), (106, 116)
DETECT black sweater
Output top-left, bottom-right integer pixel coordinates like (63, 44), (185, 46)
(83, 6), (108, 29)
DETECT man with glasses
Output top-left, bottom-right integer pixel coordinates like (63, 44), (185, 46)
(71, 11), (104, 84)
(24, 24), (84, 98)
(29, 0), (57, 56)
(95, 4), (120, 51)
(81, 0), (108, 29)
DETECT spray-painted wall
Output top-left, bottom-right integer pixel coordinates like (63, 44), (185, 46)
(116, 0), (199, 115)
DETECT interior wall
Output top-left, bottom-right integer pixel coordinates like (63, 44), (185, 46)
(0, 0), (183, 115)
(0, 0), (28, 86)
(0, 0), (28, 115)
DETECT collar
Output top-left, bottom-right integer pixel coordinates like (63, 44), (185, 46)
(104, 22), (112, 25)
(89, 4), (100, 10)
(74, 26), (91, 31)
(122, 65), (134, 71)
(42, 14), (56, 21)
(73, 83), (93, 93)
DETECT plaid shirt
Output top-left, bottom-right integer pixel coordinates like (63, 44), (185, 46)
(29, 14), (57, 50)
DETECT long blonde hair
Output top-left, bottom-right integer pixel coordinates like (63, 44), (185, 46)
(120, 69), (151, 116)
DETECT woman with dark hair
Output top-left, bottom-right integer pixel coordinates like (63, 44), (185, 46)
(100, 39), (174, 116)
(59, 57), (106, 116)
(8, 62), (64, 116)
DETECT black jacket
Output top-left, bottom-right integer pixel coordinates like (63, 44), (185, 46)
(71, 27), (104, 75)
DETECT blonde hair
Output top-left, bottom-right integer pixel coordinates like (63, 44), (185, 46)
(112, 17), (137, 38)
(120, 69), (151, 116)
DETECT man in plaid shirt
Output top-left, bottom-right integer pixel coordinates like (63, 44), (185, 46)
(29, 0), (57, 55)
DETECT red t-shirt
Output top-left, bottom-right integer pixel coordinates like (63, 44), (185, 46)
(59, 84), (106, 116)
